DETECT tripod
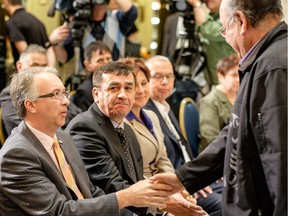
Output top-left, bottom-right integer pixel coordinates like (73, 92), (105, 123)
(173, 13), (205, 80)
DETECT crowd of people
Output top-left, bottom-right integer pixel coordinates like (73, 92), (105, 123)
(0, 0), (287, 215)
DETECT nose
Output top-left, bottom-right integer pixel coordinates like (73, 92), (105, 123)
(161, 76), (168, 84)
(62, 94), (70, 106)
(117, 88), (128, 99)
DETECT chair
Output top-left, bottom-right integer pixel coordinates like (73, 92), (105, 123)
(179, 97), (200, 158)
(0, 107), (6, 146)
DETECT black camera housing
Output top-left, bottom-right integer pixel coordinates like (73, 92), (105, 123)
(167, 0), (193, 13)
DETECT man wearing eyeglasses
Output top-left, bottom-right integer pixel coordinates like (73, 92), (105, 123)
(151, 0), (287, 215)
(185, 0), (235, 88)
(0, 44), (48, 137)
(144, 55), (222, 216)
(0, 66), (174, 215)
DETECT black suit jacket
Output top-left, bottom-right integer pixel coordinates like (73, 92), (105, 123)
(145, 99), (193, 169)
(65, 103), (145, 215)
(73, 76), (94, 112)
(0, 121), (119, 215)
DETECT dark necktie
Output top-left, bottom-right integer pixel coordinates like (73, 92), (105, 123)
(115, 127), (137, 182)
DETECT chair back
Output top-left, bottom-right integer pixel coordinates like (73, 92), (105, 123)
(0, 107), (6, 146)
(179, 97), (200, 157)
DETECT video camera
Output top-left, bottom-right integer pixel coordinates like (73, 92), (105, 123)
(52, 0), (110, 44)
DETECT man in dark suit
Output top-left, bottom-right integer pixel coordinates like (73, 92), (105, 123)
(65, 61), (205, 215)
(145, 55), (223, 215)
(0, 66), (173, 215)
(72, 41), (112, 112)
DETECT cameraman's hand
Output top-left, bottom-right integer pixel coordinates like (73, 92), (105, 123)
(113, 0), (133, 12)
(187, 0), (202, 7)
(49, 25), (70, 44)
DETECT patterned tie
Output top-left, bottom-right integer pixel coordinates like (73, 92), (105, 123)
(115, 127), (137, 182)
(53, 138), (84, 199)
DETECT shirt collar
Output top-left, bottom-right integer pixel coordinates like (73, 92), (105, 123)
(25, 122), (55, 149)
(110, 119), (125, 129)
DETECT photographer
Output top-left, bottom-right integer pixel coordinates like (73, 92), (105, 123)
(187, 0), (235, 88)
(49, 0), (137, 65)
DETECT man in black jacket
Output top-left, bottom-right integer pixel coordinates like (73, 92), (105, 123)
(151, 0), (287, 215)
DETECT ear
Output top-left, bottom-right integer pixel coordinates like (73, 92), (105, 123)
(234, 11), (248, 36)
(92, 87), (99, 103)
(83, 59), (92, 72)
(24, 99), (37, 114)
(217, 73), (225, 83)
(16, 61), (22, 72)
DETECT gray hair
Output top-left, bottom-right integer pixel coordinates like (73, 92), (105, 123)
(144, 55), (172, 72)
(226, 0), (283, 27)
(10, 67), (59, 118)
(18, 44), (47, 63)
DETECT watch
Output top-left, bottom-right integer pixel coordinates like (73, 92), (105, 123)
(45, 41), (58, 49)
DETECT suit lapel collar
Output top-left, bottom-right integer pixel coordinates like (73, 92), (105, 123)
(129, 119), (158, 149)
(93, 104), (138, 182)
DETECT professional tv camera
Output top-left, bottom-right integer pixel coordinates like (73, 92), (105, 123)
(48, 0), (110, 90)
(165, 0), (206, 118)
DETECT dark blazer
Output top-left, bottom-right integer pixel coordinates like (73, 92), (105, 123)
(73, 76), (94, 112)
(0, 121), (119, 215)
(65, 103), (145, 215)
(145, 99), (193, 169)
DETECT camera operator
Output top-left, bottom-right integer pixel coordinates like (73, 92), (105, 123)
(187, 0), (235, 88)
(49, 0), (137, 65)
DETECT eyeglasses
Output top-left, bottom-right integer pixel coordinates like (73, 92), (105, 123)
(218, 16), (234, 37)
(151, 73), (175, 82)
(38, 90), (70, 100)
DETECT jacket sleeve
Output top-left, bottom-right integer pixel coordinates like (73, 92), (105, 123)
(176, 125), (227, 194)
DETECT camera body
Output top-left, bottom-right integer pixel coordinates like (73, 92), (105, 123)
(166, 0), (204, 13)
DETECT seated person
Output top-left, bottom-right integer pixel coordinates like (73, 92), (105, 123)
(73, 41), (112, 112)
(199, 54), (240, 152)
(0, 66), (174, 215)
(65, 61), (206, 215)
(0, 44), (48, 136)
(124, 56), (222, 215)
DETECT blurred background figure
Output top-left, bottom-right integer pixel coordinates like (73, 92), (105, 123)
(3, 0), (55, 66)
(49, 0), (137, 66)
(0, 44), (48, 137)
(72, 41), (112, 112)
(199, 54), (240, 152)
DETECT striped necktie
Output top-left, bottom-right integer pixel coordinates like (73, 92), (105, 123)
(53, 138), (84, 199)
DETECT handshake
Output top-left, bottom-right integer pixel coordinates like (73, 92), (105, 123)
(118, 173), (208, 216)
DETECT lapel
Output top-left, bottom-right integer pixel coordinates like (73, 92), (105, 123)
(18, 122), (80, 198)
(56, 132), (92, 198)
(92, 104), (141, 182)
(146, 100), (179, 144)
(19, 122), (60, 172)
(129, 118), (158, 150)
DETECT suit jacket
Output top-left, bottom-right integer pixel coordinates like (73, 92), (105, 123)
(73, 76), (94, 112)
(126, 109), (174, 178)
(65, 103), (145, 215)
(0, 121), (118, 215)
(0, 86), (20, 137)
(145, 99), (193, 169)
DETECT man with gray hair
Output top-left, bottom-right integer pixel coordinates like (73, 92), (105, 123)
(151, 0), (287, 215)
(0, 66), (174, 215)
(0, 44), (48, 136)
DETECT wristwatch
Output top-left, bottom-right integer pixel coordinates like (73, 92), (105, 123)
(194, 1), (202, 7)
(45, 41), (58, 49)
